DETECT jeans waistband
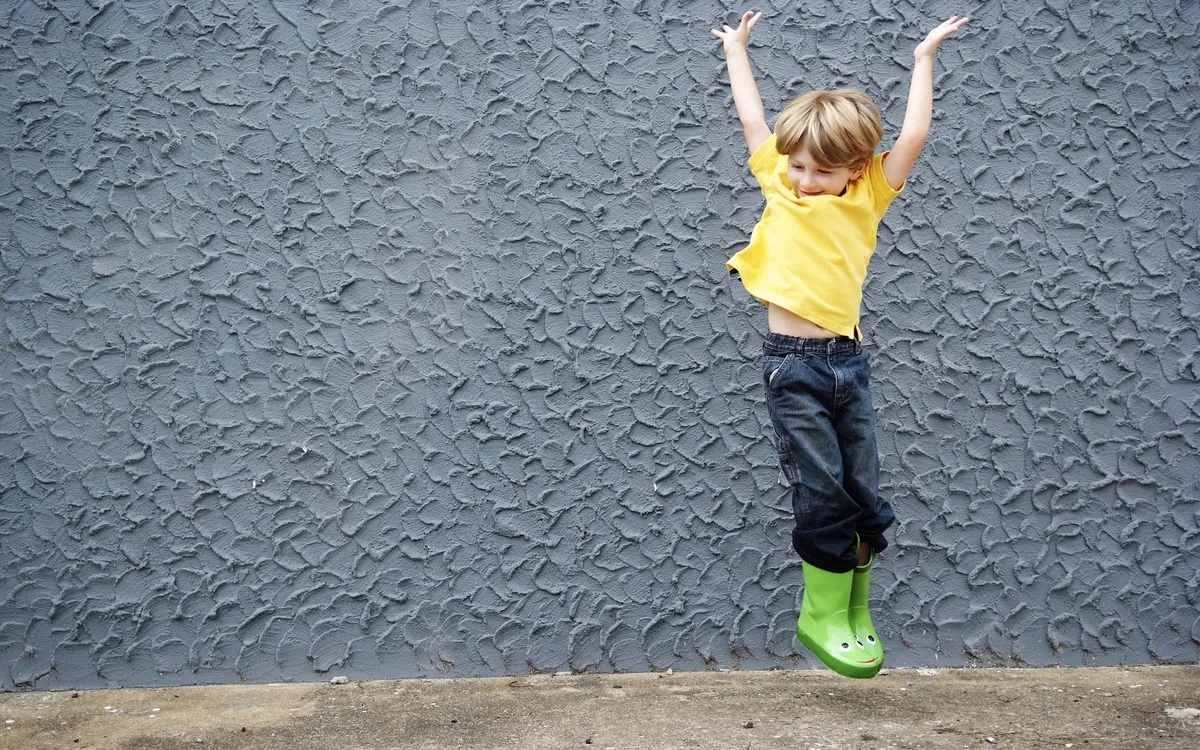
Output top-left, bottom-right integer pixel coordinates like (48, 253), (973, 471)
(762, 331), (862, 358)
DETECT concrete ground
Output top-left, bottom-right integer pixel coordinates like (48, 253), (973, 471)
(1, 665), (1198, 750)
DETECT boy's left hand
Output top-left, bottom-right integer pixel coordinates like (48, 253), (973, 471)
(914, 15), (969, 61)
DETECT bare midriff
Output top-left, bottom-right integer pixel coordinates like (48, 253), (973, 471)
(767, 303), (841, 339)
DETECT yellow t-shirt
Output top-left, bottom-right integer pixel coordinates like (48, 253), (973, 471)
(726, 134), (901, 338)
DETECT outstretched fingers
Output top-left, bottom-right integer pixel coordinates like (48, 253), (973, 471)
(914, 15), (969, 59)
(930, 15), (969, 42)
(712, 10), (763, 46)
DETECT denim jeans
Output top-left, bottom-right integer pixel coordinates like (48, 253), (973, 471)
(762, 332), (895, 573)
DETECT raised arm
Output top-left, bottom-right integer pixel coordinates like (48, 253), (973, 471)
(883, 16), (970, 191)
(712, 11), (771, 154)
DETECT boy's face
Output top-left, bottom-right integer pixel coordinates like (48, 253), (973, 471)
(786, 147), (867, 198)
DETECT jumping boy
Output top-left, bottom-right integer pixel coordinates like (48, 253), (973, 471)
(711, 11), (969, 678)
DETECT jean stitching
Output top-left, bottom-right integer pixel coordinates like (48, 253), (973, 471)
(831, 352), (844, 408)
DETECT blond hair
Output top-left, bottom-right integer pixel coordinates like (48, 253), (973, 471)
(774, 89), (883, 168)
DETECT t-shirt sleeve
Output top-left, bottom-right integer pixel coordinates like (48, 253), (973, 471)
(749, 134), (781, 194)
(869, 151), (903, 217)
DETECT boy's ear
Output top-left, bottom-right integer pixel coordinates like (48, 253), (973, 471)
(849, 160), (869, 180)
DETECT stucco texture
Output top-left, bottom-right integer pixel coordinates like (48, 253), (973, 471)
(1, 0), (1197, 690)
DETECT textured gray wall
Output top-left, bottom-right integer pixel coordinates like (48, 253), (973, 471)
(1, 0), (1197, 690)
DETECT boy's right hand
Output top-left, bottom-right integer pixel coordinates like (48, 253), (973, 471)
(712, 10), (763, 54)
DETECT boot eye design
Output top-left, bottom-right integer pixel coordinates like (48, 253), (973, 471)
(840, 642), (851, 651)
(866, 635), (876, 644)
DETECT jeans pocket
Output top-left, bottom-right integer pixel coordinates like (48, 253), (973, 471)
(763, 354), (792, 392)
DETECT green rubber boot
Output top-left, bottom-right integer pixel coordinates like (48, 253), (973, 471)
(848, 555), (884, 667)
(796, 562), (882, 679)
